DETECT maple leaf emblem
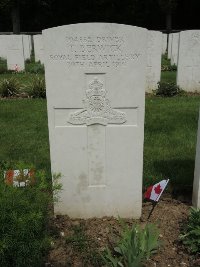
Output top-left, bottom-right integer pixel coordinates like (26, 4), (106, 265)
(154, 184), (162, 195)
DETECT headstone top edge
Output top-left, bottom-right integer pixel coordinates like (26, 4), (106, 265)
(42, 23), (148, 34)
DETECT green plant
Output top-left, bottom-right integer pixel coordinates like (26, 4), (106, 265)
(0, 164), (62, 267)
(168, 64), (177, 71)
(0, 77), (20, 97)
(161, 54), (177, 72)
(102, 222), (160, 267)
(154, 81), (183, 97)
(26, 75), (46, 98)
(0, 58), (7, 74)
(180, 207), (200, 253)
(161, 54), (171, 70)
(25, 62), (45, 74)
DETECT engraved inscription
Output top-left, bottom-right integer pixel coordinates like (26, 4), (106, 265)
(49, 35), (141, 67)
(68, 77), (126, 125)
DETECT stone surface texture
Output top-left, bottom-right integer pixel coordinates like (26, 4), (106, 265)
(6, 35), (25, 70)
(146, 30), (162, 92)
(0, 35), (8, 59)
(193, 109), (200, 208)
(33, 34), (44, 63)
(43, 23), (147, 218)
(162, 33), (167, 54)
(177, 30), (200, 92)
(171, 32), (180, 66)
(22, 35), (31, 60)
(167, 33), (172, 59)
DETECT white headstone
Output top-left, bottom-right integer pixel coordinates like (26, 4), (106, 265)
(193, 109), (200, 208)
(33, 35), (44, 63)
(146, 30), (162, 92)
(171, 32), (179, 66)
(0, 35), (8, 59)
(6, 35), (25, 71)
(177, 30), (200, 92)
(162, 33), (167, 54)
(43, 23), (147, 218)
(22, 35), (31, 60)
(167, 33), (172, 59)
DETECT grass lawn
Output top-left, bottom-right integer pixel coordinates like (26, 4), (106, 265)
(144, 96), (200, 193)
(161, 71), (177, 83)
(0, 99), (50, 173)
(0, 73), (44, 86)
(0, 96), (199, 193)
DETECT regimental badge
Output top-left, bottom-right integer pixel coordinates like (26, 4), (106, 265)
(68, 77), (126, 126)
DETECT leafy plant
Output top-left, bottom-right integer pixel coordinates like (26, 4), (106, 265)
(154, 81), (183, 97)
(102, 221), (160, 267)
(26, 75), (46, 98)
(0, 77), (20, 97)
(168, 64), (177, 71)
(180, 207), (200, 253)
(0, 164), (62, 267)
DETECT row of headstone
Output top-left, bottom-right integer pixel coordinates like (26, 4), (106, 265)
(1, 30), (200, 92)
(1, 23), (199, 216)
(42, 23), (200, 217)
(0, 31), (161, 91)
(0, 34), (44, 71)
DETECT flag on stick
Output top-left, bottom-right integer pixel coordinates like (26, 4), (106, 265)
(144, 179), (169, 202)
(4, 169), (35, 187)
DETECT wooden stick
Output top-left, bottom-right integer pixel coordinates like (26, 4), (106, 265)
(147, 201), (157, 220)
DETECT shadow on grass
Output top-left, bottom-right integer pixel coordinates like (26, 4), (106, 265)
(154, 159), (195, 199)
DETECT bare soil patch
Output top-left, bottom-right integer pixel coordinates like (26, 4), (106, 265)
(47, 196), (200, 267)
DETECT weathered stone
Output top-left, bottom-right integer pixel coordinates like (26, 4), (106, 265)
(146, 30), (162, 92)
(193, 109), (200, 208)
(43, 23), (147, 218)
(162, 33), (167, 54)
(177, 30), (200, 92)
(167, 33), (172, 59)
(171, 32), (180, 66)
(6, 35), (25, 71)
(33, 34), (44, 63)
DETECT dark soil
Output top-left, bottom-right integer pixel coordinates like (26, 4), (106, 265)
(46, 195), (200, 267)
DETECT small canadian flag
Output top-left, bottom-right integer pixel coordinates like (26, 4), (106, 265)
(14, 64), (20, 72)
(144, 179), (169, 202)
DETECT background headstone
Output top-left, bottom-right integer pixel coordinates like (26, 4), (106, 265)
(193, 109), (200, 208)
(33, 35), (44, 63)
(6, 35), (25, 71)
(0, 35), (9, 59)
(171, 32), (180, 66)
(22, 35), (32, 60)
(177, 30), (200, 92)
(146, 30), (162, 92)
(167, 33), (172, 59)
(43, 23), (147, 218)
(162, 33), (167, 54)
